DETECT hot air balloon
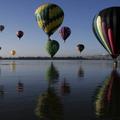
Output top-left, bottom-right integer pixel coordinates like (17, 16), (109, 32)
(59, 26), (71, 42)
(76, 44), (84, 53)
(93, 7), (120, 68)
(10, 50), (16, 56)
(0, 47), (2, 50)
(35, 3), (64, 38)
(16, 31), (24, 39)
(46, 39), (60, 58)
(0, 25), (4, 32)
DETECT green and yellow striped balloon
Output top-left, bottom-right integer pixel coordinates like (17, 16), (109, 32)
(35, 3), (64, 37)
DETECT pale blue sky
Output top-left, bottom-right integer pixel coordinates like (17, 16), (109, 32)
(0, 0), (120, 57)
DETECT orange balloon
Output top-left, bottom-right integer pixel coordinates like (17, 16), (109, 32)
(10, 50), (16, 56)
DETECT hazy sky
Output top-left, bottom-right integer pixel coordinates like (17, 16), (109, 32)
(0, 0), (120, 57)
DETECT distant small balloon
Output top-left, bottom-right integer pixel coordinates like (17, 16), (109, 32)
(16, 31), (24, 39)
(0, 25), (4, 32)
(11, 50), (16, 56)
(76, 44), (84, 53)
(59, 26), (71, 42)
(0, 47), (2, 50)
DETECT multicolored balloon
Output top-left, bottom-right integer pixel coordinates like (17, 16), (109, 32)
(59, 26), (71, 42)
(35, 3), (64, 38)
(10, 50), (16, 56)
(46, 39), (60, 58)
(0, 25), (4, 32)
(93, 7), (120, 59)
(76, 44), (84, 53)
(16, 31), (24, 39)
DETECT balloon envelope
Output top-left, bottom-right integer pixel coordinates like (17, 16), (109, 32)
(93, 7), (120, 59)
(46, 39), (60, 58)
(76, 44), (84, 53)
(59, 26), (71, 41)
(11, 50), (16, 56)
(35, 3), (64, 37)
(0, 25), (4, 32)
(16, 31), (24, 39)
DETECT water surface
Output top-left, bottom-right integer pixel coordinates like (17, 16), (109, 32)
(0, 60), (119, 120)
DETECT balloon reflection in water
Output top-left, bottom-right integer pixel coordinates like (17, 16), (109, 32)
(78, 66), (84, 78)
(0, 85), (4, 96)
(10, 61), (16, 72)
(61, 78), (71, 96)
(35, 62), (63, 120)
(45, 62), (59, 85)
(16, 81), (24, 93)
(95, 70), (120, 119)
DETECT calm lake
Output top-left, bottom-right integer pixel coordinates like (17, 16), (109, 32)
(0, 60), (120, 120)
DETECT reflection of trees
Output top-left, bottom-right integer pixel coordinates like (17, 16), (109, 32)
(78, 65), (84, 78)
(45, 62), (59, 85)
(95, 70), (120, 119)
(35, 62), (63, 120)
(61, 78), (71, 96)
(16, 81), (24, 93)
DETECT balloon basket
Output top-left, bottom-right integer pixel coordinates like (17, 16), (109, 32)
(113, 59), (118, 70)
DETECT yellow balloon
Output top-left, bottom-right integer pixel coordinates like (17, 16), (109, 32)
(10, 50), (16, 56)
